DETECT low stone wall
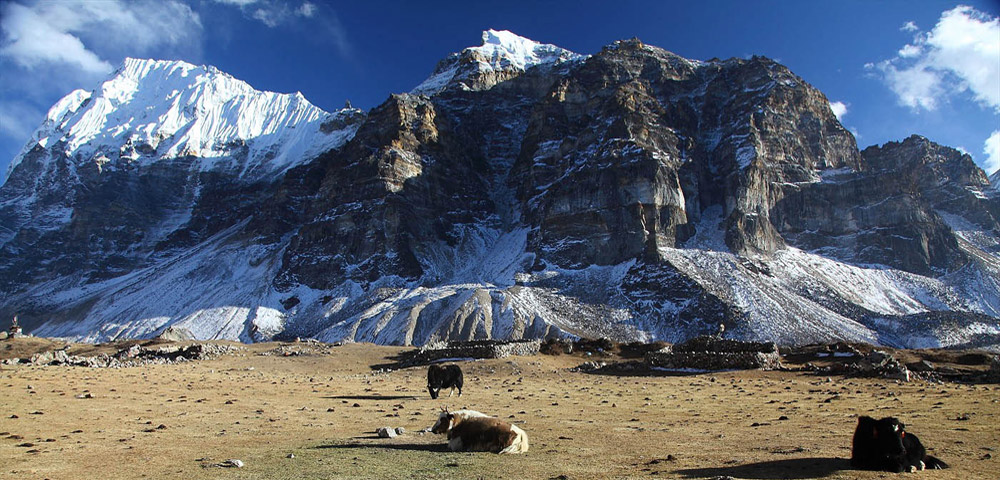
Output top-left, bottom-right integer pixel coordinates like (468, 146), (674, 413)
(671, 336), (779, 354)
(646, 350), (783, 371)
(3, 343), (241, 368)
(410, 339), (541, 364)
(644, 336), (782, 371)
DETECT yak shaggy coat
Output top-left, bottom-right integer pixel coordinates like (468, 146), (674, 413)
(851, 416), (948, 472)
(443, 413), (529, 454)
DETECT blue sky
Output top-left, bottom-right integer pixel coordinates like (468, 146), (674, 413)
(1, 0), (998, 179)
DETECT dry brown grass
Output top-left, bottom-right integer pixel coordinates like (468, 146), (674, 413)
(1, 339), (997, 479)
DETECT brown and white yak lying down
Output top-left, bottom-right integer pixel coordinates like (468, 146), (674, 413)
(432, 409), (529, 454)
(431, 409), (488, 434)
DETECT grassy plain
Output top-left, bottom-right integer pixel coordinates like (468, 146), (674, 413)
(1, 339), (997, 479)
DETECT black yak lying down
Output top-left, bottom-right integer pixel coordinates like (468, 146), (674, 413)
(851, 416), (948, 472)
(427, 364), (463, 399)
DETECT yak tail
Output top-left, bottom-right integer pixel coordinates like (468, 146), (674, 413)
(923, 456), (949, 469)
(500, 424), (529, 454)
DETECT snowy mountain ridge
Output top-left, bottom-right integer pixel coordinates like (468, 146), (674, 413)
(1, 32), (999, 351)
(5, 57), (360, 183)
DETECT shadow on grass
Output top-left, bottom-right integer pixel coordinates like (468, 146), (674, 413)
(314, 441), (448, 452)
(324, 395), (419, 400)
(674, 457), (849, 479)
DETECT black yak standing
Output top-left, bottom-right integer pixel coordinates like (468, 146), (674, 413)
(427, 364), (463, 399)
(851, 416), (948, 472)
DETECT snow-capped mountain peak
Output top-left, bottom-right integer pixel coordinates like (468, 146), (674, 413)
(411, 29), (583, 95)
(475, 29), (578, 71)
(6, 57), (360, 183)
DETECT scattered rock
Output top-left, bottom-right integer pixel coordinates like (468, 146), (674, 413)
(376, 427), (397, 438)
(814, 350), (912, 381)
(570, 361), (607, 373)
(394, 427), (405, 435)
(218, 459), (244, 468)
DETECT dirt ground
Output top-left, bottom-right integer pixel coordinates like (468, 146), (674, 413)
(1, 339), (997, 479)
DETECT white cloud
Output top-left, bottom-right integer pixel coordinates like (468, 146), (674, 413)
(1, 1), (202, 72)
(1, 2), (112, 74)
(220, 0), (320, 28)
(0, 0), (203, 173)
(897, 44), (921, 58)
(849, 127), (862, 141)
(298, 2), (317, 18)
(875, 60), (944, 110)
(252, 8), (281, 27)
(901, 21), (919, 32)
(213, 0), (349, 57)
(873, 6), (1000, 112)
(925, 6), (1000, 110)
(829, 100), (848, 120)
(984, 130), (1000, 175)
(214, 0), (259, 5)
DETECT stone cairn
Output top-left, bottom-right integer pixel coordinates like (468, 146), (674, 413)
(7, 315), (24, 338)
(645, 336), (783, 371)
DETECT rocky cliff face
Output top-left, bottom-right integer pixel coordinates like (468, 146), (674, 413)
(1, 32), (998, 349)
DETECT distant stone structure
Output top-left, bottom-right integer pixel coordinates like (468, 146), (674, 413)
(645, 335), (783, 371)
(3, 343), (242, 368)
(9, 315), (23, 338)
(851, 350), (911, 382)
(407, 339), (541, 365)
